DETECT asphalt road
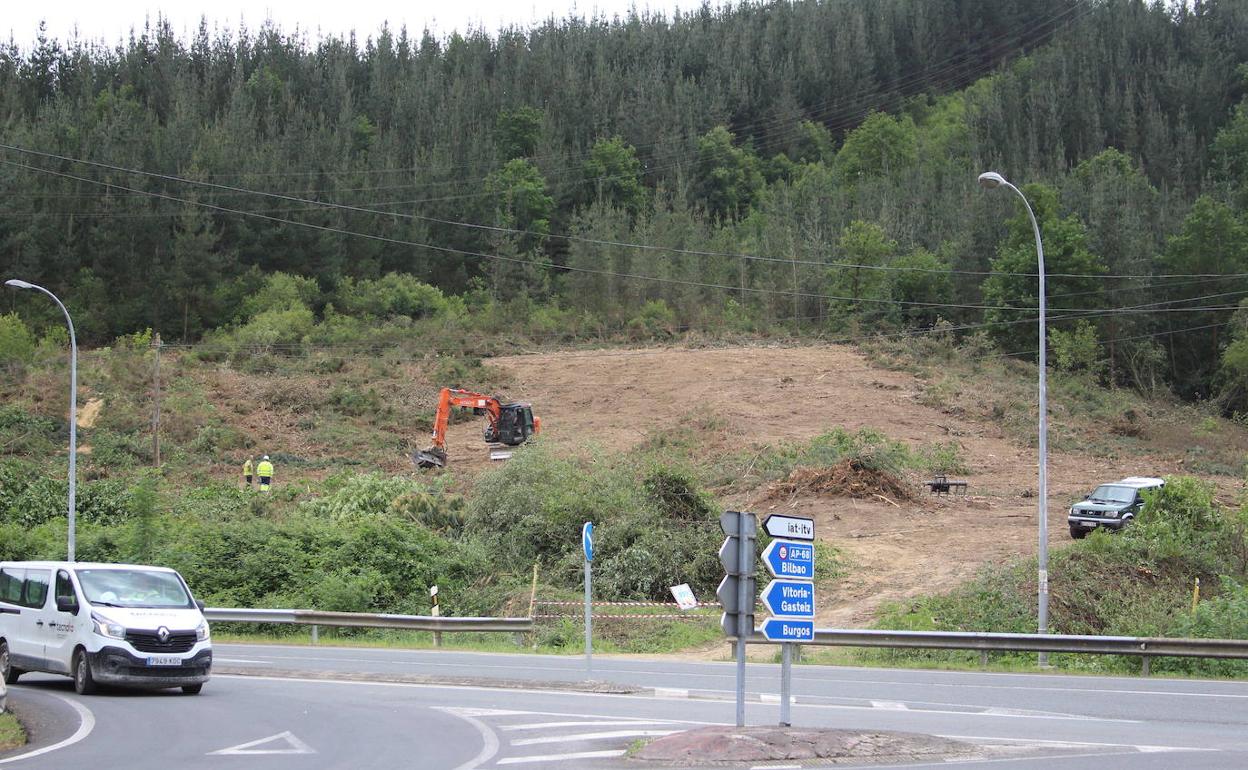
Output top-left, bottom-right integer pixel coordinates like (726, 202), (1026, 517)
(1, 643), (1247, 768)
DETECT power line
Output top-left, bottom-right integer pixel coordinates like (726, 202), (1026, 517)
(5, 142), (1241, 284)
(6, 152), (1247, 324)
(0, 155), (1044, 313)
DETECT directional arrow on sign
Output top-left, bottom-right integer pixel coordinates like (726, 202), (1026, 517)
(716, 574), (756, 613)
(760, 579), (815, 618)
(762, 539), (814, 580)
(760, 617), (815, 643)
(762, 514), (814, 541)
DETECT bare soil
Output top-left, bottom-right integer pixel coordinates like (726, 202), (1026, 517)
(463, 345), (1238, 628)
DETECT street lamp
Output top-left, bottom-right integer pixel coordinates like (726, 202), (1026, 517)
(977, 171), (1050, 665)
(5, 279), (78, 562)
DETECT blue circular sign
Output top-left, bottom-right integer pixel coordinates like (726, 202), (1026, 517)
(582, 521), (594, 562)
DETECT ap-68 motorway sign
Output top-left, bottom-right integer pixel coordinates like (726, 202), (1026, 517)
(762, 539), (813, 580)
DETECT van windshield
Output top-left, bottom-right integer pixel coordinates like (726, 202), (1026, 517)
(75, 568), (194, 609)
(1090, 485), (1136, 504)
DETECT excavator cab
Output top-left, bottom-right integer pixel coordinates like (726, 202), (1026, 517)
(486, 403), (537, 446)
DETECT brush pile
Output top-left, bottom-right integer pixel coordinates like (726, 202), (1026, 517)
(765, 459), (913, 502)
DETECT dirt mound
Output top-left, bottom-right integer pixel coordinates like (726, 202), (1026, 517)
(765, 459), (913, 503)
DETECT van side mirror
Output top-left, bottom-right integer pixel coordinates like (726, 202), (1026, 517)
(56, 595), (78, 614)
(195, 599), (206, 611)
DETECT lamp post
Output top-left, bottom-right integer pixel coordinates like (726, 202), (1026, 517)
(977, 172), (1049, 665)
(5, 279), (78, 562)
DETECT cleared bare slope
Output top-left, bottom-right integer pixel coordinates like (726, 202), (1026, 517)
(468, 345), (1232, 626)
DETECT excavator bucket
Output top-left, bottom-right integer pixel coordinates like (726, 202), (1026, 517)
(413, 447), (448, 469)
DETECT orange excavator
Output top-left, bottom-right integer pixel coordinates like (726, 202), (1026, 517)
(413, 387), (541, 468)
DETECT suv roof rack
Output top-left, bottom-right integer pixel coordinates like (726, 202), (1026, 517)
(1116, 476), (1165, 487)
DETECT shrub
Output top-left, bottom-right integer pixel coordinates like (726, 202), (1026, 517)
(189, 423), (247, 455)
(240, 273), (321, 320)
(467, 448), (724, 600)
(232, 306), (316, 350)
(0, 312), (36, 368)
(628, 299), (677, 338)
(301, 473), (426, 521)
(1163, 578), (1248, 676)
(335, 274), (451, 320)
(85, 429), (151, 472)
(329, 386), (385, 418)
(919, 441), (970, 475)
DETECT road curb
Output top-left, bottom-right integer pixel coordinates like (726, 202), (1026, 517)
(631, 726), (977, 766)
(213, 665), (646, 694)
(216, 667), (805, 705)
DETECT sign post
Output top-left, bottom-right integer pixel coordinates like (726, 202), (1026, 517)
(718, 510), (757, 728)
(582, 521), (594, 681)
(430, 585), (441, 647)
(760, 514), (815, 727)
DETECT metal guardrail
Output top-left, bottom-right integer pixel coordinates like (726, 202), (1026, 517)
(204, 608), (532, 633)
(751, 628), (1248, 661)
(204, 608), (1248, 671)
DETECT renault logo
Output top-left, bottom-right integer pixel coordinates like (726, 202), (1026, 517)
(157, 626), (170, 643)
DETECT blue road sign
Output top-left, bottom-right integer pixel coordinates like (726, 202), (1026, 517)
(762, 539), (814, 580)
(582, 521), (594, 562)
(760, 617), (814, 642)
(760, 579), (815, 618)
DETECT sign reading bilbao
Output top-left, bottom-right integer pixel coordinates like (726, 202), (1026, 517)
(762, 539), (814, 580)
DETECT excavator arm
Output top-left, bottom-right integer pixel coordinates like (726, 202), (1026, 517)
(414, 388), (503, 468)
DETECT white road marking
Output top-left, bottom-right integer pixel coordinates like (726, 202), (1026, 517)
(213, 674), (727, 721)
(511, 729), (680, 746)
(653, 687), (689, 698)
(213, 658), (267, 664)
(450, 708), (528, 718)
(496, 749), (626, 764)
(221, 645), (1248, 703)
(0, 692), (95, 765)
(208, 731), (315, 755)
(502, 720), (680, 731)
(937, 733), (1217, 752)
(213, 674), (1134, 724)
(871, 750), (1201, 768)
(871, 700), (909, 710)
(437, 707), (501, 770)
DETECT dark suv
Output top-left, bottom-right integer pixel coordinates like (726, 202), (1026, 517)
(1067, 477), (1164, 539)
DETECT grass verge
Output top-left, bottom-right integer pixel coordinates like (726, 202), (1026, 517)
(0, 712), (26, 752)
(214, 616), (726, 656)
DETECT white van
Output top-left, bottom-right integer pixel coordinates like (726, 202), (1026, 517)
(0, 562), (211, 695)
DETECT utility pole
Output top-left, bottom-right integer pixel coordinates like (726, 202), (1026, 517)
(152, 332), (162, 467)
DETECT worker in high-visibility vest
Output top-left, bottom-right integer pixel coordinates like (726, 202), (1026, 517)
(242, 457), (254, 488)
(256, 455), (274, 492)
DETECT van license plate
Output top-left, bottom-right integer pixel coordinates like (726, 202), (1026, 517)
(147, 656), (182, 666)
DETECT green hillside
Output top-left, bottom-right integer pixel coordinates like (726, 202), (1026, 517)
(0, 0), (1246, 402)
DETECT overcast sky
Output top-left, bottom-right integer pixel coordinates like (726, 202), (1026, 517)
(5, 1), (716, 48)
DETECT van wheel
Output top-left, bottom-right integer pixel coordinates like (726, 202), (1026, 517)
(182, 684), (203, 695)
(1, 640), (20, 684)
(73, 649), (99, 695)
